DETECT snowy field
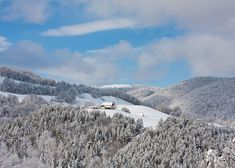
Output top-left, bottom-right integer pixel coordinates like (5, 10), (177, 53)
(79, 93), (169, 128)
(101, 105), (169, 128)
(100, 84), (132, 89)
(0, 91), (169, 128)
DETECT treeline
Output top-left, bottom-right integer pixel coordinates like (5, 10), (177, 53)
(0, 106), (143, 167)
(0, 78), (56, 95)
(0, 78), (141, 105)
(0, 67), (56, 86)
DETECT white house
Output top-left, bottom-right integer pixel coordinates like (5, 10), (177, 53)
(101, 102), (116, 109)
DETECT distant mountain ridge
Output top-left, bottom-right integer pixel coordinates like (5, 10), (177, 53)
(0, 66), (141, 105)
(0, 66), (56, 86)
(171, 78), (235, 120)
(127, 76), (235, 123)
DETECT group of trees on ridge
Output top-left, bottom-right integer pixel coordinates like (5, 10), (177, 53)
(0, 67), (56, 86)
(0, 67), (140, 105)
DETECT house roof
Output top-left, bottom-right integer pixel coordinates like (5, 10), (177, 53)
(101, 102), (115, 106)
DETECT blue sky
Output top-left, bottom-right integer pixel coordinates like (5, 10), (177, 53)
(0, 0), (235, 86)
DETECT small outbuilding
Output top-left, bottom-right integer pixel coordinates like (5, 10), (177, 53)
(101, 102), (116, 109)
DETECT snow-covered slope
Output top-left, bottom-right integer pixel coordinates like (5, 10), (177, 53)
(0, 90), (54, 102)
(141, 77), (223, 105)
(78, 93), (169, 127)
(132, 77), (225, 109)
(171, 78), (235, 120)
(0, 91), (169, 127)
(129, 77), (235, 123)
(0, 91), (27, 102)
(103, 105), (169, 127)
(100, 84), (132, 89)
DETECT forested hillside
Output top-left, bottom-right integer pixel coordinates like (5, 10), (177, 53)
(102, 118), (235, 168)
(127, 77), (235, 124)
(0, 67), (56, 86)
(130, 77), (224, 108)
(0, 107), (234, 168)
(0, 106), (143, 168)
(172, 78), (235, 121)
(0, 94), (47, 118)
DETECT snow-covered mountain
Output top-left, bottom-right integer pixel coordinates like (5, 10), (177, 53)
(127, 77), (235, 123)
(129, 77), (223, 102)
(171, 78), (235, 121)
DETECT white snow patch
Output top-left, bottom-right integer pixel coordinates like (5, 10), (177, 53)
(40, 95), (54, 102)
(102, 105), (169, 128)
(0, 91), (27, 102)
(100, 84), (132, 89)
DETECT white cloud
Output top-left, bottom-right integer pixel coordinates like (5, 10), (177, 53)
(0, 0), (50, 24)
(0, 36), (11, 52)
(0, 41), (128, 85)
(1, 35), (235, 85)
(70, 0), (235, 80)
(82, 0), (235, 36)
(0, 40), (48, 68)
(42, 18), (137, 36)
(44, 48), (119, 85)
(137, 34), (235, 77)
(80, 34), (235, 80)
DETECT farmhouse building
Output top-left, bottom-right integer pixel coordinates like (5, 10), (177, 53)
(101, 102), (116, 109)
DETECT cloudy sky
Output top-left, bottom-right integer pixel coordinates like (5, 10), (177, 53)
(0, 0), (235, 86)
